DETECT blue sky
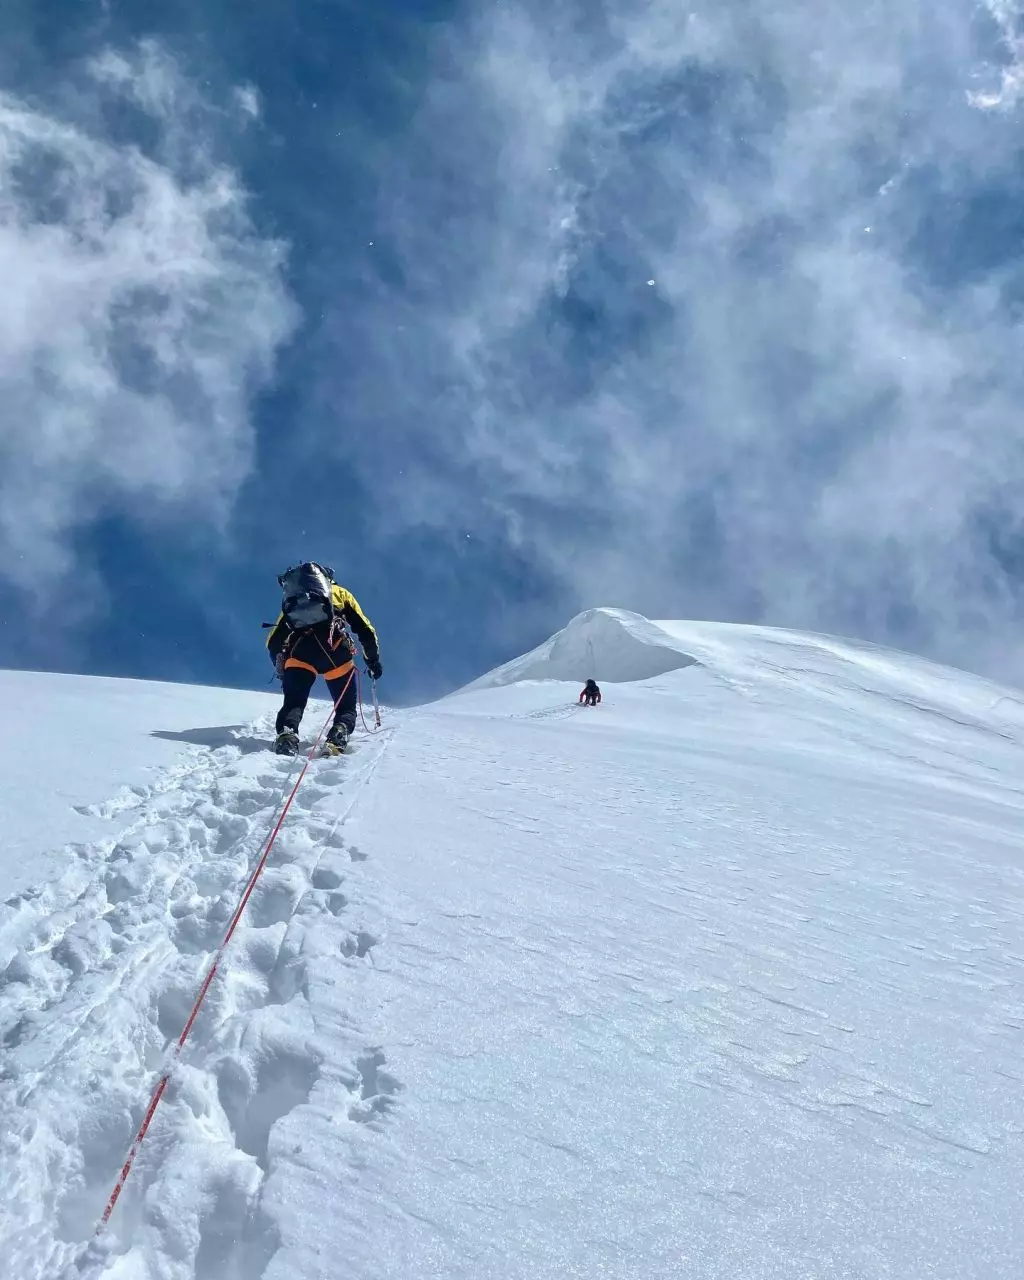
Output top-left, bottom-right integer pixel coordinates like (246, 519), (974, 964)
(2, 0), (1024, 702)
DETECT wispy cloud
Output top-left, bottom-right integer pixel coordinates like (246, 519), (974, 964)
(325, 0), (1024, 677)
(970, 1), (1024, 108)
(0, 41), (296, 602)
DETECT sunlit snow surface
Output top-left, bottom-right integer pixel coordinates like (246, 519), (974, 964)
(0, 672), (282, 897)
(2, 612), (1024, 1279)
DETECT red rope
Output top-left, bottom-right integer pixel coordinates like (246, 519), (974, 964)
(97, 668), (355, 1232)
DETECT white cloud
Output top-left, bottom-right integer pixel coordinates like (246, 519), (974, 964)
(0, 42), (296, 594)
(330, 0), (1024, 678)
(970, 1), (1024, 109)
(233, 84), (262, 121)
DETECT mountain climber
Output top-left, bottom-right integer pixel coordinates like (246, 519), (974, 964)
(579, 679), (601, 707)
(266, 562), (382, 756)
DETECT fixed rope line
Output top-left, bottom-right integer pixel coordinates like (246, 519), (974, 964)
(97, 667), (356, 1232)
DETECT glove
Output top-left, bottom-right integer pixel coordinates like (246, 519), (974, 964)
(274, 650), (286, 680)
(365, 657), (383, 681)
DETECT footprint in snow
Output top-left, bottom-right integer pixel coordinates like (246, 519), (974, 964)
(216, 1033), (323, 1168)
(348, 1048), (402, 1125)
(311, 866), (344, 891)
(340, 930), (378, 960)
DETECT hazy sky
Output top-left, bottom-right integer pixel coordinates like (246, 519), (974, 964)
(2, 0), (1024, 700)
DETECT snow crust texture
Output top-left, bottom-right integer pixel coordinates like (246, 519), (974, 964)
(3, 616), (1024, 1280)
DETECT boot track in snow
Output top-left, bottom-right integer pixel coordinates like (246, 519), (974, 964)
(0, 715), (398, 1280)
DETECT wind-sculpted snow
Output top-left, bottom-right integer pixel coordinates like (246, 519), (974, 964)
(460, 607), (700, 688)
(2, 617), (1024, 1278)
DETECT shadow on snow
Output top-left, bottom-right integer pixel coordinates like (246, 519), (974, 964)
(151, 726), (268, 754)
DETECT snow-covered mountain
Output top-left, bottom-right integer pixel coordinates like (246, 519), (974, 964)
(3, 610), (1024, 1280)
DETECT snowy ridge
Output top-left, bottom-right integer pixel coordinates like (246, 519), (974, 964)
(3, 616), (1024, 1279)
(459, 607), (700, 688)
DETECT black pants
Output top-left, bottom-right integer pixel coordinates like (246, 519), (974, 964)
(275, 630), (358, 736)
(276, 665), (357, 736)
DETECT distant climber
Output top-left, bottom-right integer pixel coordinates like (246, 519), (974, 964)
(266, 562), (382, 756)
(579, 679), (602, 707)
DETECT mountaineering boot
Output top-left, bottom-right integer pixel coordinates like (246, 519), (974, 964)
(322, 724), (349, 757)
(275, 729), (300, 756)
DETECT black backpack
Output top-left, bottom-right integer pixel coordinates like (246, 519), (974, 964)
(278, 562), (335, 630)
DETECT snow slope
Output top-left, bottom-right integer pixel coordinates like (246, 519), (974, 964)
(0, 671), (280, 898)
(3, 611), (1024, 1280)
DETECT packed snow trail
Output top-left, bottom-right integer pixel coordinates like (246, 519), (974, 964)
(0, 704), (396, 1280)
(3, 613), (1024, 1279)
(97, 667), (360, 1229)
